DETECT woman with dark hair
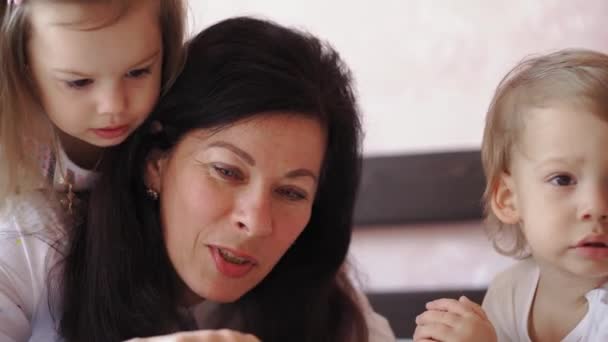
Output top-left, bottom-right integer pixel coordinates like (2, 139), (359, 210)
(0, 17), (395, 341)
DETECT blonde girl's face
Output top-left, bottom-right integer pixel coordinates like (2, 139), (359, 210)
(500, 105), (608, 283)
(26, 1), (163, 149)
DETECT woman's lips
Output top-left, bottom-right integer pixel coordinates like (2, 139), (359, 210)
(209, 245), (257, 278)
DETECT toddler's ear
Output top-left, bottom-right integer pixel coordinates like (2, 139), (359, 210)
(490, 173), (520, 224)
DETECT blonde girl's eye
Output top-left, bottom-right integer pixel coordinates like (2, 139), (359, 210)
(126, 67), (151, 79)
(65, 78), (94, 89)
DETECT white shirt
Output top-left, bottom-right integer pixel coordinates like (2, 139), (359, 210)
(0, 192), (65, 342)
(0, 192), (396, 341)
(482, 258), (608, 342)
(38, 143), (99, 192)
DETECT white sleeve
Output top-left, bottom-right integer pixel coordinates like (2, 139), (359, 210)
(358, 292), (396, 342)
(0, 267), (30, 341)
(483, 259), (540, 342)
(0, 234), (36, 340)
(0, 194), (57, 341)
(482, 279), (513, 342)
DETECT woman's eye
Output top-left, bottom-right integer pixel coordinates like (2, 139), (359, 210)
(276, 187), (307, 201)
(213, 165), (242, 180)
(549, 174), (576, 186)
(65, 79), (93, 89)
(126, 67), (151, 79)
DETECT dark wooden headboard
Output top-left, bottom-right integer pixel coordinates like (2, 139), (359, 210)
(353, 150), (487, 337)
(354, 150), (485, 226)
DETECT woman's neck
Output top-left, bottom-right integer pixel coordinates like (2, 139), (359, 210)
(57, 130), (103, 170)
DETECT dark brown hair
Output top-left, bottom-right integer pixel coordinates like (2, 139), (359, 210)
(59, 17), (369, 342)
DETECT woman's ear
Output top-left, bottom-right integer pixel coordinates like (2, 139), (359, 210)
(490, 172), (520, 224)
(145, 149), (167, 193)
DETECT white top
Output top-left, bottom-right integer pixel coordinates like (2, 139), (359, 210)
(38, 143), (99, 192)
(482, 258), (608, 342)
(0, 192), (396, 342)
(0, 192), (65, 342)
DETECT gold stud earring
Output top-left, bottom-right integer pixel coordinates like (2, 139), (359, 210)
(146, 188), (159, 200)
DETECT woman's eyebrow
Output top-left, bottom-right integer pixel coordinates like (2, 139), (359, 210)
(206, 140), (318, 182)
(286, 169), (318, 184)
(207, 141), (255, 166)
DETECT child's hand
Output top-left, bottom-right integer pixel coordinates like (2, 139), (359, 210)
(413, 296), (496, 342)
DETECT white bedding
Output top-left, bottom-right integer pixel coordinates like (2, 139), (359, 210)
(349, 220), (514, 293)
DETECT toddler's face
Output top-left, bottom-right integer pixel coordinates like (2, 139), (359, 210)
(502, 105), (608, 282)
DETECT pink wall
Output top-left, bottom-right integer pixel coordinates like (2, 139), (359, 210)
(189, 0), (608, 155)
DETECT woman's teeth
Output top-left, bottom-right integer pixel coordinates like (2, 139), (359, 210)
(218, 248), (250, 265)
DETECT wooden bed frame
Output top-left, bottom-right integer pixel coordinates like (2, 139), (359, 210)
(354, 150), (487, 338)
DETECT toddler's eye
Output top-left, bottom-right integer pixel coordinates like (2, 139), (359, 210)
(549, 174), (576, 186)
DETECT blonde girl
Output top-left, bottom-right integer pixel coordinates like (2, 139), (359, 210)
(0, 0), (187, 209)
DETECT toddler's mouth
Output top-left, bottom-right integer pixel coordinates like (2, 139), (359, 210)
(578, 242), (608, 248)
(576, 234), (608, 248)
(573, 236), (608, 259)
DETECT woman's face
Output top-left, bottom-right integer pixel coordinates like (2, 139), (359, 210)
(146, 114), (326, 303)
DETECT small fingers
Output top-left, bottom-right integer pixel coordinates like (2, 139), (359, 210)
(413, 322), (451, 341)
(416, 309), (461, 328)
(458, 296), (487, 320)
(425, 298), (475, 318)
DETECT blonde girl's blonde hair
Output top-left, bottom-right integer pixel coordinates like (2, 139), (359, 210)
(0, 0), (187, 202)
(481, 48), (608, 258)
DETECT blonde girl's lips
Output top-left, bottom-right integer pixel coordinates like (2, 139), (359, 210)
(91, 125), (129, 139)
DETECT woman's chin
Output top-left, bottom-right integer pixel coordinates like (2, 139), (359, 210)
(184, 284), (249, 305)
